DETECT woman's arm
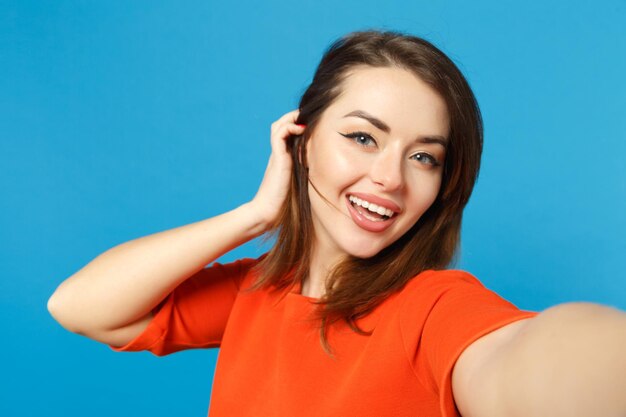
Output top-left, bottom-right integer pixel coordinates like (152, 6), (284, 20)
(48, 204), (264, 342)
(47, 110), (305, 345)
(452, 302), (626, 417)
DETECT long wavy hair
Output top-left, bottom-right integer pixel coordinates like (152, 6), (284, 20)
(250, 30), (483, 355)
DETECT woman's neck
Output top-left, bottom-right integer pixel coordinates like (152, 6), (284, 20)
(301, 242), (344, 299)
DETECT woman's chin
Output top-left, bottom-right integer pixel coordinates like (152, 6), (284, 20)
(343, 243), (386, 259)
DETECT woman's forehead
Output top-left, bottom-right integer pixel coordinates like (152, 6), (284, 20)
(324, 66), (450, 137)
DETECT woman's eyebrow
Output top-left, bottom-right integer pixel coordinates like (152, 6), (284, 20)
(343, 110), (390, 133)
(418, 135), (448, 148)
(343, 109), (448, 148)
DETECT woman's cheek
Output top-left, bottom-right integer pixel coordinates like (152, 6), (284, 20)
(408, 172), (441, 206)
(336, 151), (365, 173)
(319, 145), (364, 178)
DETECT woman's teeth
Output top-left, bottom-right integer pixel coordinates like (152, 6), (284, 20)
(348, 195), (396, 219)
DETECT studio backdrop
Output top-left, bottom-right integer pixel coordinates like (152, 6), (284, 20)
(1, 1), (624, 416)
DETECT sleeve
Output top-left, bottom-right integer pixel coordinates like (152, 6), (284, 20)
(107, 257), (260, 356)
(399, 269), (538, 417)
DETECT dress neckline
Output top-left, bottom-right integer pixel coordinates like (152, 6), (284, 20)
(288, 279), (320, 301)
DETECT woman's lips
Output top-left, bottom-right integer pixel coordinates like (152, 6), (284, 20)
(347, 191), (402, 214)
(345, 196), (398, 233)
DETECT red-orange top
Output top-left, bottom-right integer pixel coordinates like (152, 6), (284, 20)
(110, 257), (537, 416)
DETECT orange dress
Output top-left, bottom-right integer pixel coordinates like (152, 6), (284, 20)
(110, 257), (537, 416)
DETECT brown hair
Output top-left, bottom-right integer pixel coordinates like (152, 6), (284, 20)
(251, 29), (483, 354)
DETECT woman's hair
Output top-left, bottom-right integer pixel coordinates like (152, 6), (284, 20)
(250, 29), (483, 354)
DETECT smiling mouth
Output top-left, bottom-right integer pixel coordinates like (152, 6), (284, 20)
(348, 195), (396, 222)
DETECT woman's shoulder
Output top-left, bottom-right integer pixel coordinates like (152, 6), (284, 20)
(392, 268), (532, 326)
(392, 268), (534, 341)
(393, 268), (511, 316)
(403, 268), (486, 293)
(197, 254), (266, 291)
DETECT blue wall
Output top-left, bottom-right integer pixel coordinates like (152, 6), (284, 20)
(1, 1), (624, 416)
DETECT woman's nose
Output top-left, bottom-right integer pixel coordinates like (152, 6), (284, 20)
(369, 150), (404, 192)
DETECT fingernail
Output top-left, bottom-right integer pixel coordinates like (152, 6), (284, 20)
(297, 124), (306, 128)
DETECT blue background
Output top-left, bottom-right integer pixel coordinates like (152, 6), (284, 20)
(2, 1), (624, 416)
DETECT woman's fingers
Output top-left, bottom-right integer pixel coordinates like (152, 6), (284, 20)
(270, 110), (303, 137)
(270, 110), (306, 154)
(271, 109), (300, 129)
(273, 122), (306, 142)
(247, 110), (308, 228)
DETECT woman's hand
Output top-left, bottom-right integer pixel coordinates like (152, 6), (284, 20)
(47, 109), (306, 345)
(248, 109), (306, 231)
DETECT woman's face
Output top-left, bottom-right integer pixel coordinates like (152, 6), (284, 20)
(306, 65), (449, 259)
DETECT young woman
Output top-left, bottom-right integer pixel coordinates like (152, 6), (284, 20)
(48, 30), (626, 417)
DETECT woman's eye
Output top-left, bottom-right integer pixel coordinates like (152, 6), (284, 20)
(340, 131), (377, 147)
(411, 152), (441, 167)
